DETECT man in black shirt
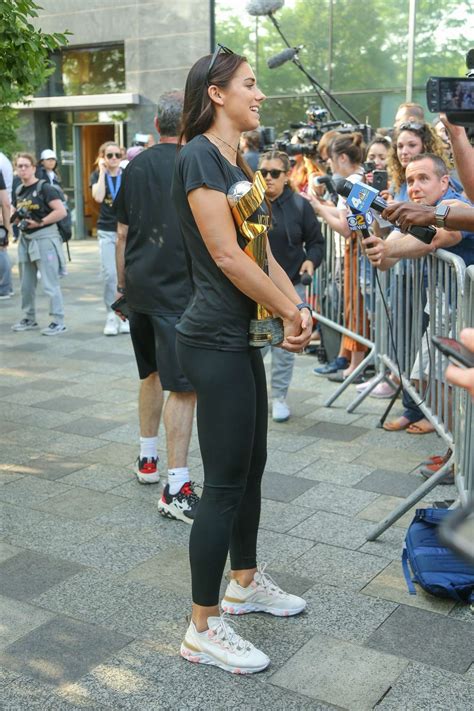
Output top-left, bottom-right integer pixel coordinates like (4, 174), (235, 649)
(114, 90), (198, 523)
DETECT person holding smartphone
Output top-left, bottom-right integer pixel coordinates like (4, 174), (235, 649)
(91, 141), (130, 336)
(444, 329), (474, 400)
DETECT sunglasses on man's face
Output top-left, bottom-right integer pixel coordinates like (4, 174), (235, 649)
(260, 169), (285, 179)
(106, 152), (121, 159)
(207, 44), (234, 84)
(398, 121), (424, 132)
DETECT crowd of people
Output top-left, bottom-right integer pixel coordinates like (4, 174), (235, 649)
(1, 44), (473, 677)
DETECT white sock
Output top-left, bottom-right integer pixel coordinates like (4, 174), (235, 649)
(168, 467), (190, 495)
(140, 436), (158, 461)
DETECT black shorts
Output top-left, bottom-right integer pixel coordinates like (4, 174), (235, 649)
(129, 310), (194, 392)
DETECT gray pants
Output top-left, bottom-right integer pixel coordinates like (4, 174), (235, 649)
(19, 238), (64, 324)
(264, 282), (306, 399)
(0, 249), (12, 296)
(98, 230), (117, 310)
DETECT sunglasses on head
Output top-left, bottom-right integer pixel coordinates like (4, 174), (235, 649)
(398, 121), (424, 132)
(207, 44), (234, 85)
(260, 169), (285, 179)
(106, 152), (121, 159)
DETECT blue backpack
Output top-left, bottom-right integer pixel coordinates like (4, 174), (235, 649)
(402, 508), (474, 604)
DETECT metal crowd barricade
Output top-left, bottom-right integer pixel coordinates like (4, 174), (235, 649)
(455, 264), (474, 504)
(367, 249), (468, 539)
(310, 222), (377, 407)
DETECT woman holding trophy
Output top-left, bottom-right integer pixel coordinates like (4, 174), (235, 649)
(172, 46), (312, 675)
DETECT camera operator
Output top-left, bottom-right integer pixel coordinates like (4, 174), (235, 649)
(11, 153), (67, 335)
(0, 170), (12, 299)
(364, 135), (390, 186)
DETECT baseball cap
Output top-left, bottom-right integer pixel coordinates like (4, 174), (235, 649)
(40, 149), (57, 160)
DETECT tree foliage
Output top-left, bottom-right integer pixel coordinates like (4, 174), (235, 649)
(216, 0), (473, 133)
(0, 0), (69, 154)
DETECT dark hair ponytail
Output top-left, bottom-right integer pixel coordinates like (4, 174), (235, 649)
(179, 52), (254, 181)
(330, 132), (365, 165)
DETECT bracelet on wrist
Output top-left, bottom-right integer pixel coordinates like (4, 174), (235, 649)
(296, 302), (312, 313)
(117, 286), (126, 294)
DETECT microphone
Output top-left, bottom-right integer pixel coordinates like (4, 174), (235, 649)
(335, 179), (436, 244)
(267, 46), (301, 70)
(313, 175), (338, 205)
(246, 0), (285, 16)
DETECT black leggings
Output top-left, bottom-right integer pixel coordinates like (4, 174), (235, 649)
(176, 341), (268, 606)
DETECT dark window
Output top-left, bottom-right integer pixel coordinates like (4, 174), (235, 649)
(40, 45), (125, 96)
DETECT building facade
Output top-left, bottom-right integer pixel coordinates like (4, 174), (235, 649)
(18, 0), (211, 236)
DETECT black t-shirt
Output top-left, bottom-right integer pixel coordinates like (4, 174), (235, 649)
(172, 135), (255, 351)
(90, 170), (120, 231)
(0, 171), (6, 191)
(114, 143), (192, 315)
(15, 180), (62, 234)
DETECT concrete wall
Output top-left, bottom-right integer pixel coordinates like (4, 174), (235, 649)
(31, 0), (211, 140)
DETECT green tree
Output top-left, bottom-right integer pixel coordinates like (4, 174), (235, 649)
(216, 0), (473, 133)
(0, 0), (69, 154)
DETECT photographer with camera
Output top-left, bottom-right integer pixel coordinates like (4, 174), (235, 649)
(11, 153), (67, 335)
(0, 169), (13, 300)
(258, 150), (324, 421)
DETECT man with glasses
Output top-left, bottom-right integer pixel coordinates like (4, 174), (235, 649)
(114, 91), (199, 523)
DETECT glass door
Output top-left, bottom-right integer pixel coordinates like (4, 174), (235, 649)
(51, 121), (84, 238)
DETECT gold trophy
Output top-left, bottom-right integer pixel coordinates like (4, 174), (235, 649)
(227, 170), (284, 347)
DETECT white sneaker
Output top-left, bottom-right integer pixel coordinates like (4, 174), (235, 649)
(41, 322), (67, 336)
(221, 564), (306, 617)
(180, 615), (270, 675)
(272, 397), (290, 422)
(119, 318), (130, 334)
(103, 312), (119, 336)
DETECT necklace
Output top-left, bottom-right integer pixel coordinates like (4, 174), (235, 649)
(206, 132), (239, 155)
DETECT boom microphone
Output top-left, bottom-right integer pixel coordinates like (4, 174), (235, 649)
(246, 0), (285, 16)
(267, 46), (301, 69)
(335, 179), (436, 244)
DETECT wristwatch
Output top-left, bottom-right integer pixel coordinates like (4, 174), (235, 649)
(296, 302), (312, 313)
(117, 286), (126, 294)
(434, 203), (450, 229)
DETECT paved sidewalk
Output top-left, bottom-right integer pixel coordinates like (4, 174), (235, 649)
(0, 241), (473, 710)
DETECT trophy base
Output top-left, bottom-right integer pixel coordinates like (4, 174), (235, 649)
(249, 317), (284, 348)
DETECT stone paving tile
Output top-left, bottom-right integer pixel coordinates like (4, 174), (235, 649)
(53, 417), (121, 437)
(377, 662), (474, 710)
(448, 603), (474, 625)
(42, 433), (108, 457)
(264, 448), (321, 475)
(33, 487), (127, 520)
(32, 570), (157, 625)
(62, 532), (162, 574)
(96, 422), (141, 444)
(256, 528), (316, 568)
(355, 468), (423, 497)
(66, 638), (333, 710)
(14, 378), (76, 392)
(289, 510), (374, 550)
(90, 499), (165, 532)
(21, 409), (84, 431)
(0, 475), (72, 506)
(285, 543), (391, 592)
(0, 594), (56, 649)
(78, 442), (137, 466)
(359, 524), (407, 560)
(367, 604), (474, 673)
(261, 470), (317, 502)
(259, 498), (316, 533)
(0, 551), (85, 602)
(124, 546), (192, 596)
(3, 425), (62, 449)
(270, 632), (408, 710)
(351, 446), (429, 473)
(361, 560), (457, 614)
(301, 421), (369, 441)
(0, 501), (48, 537)
(31, 396), (100, 412)
(0, 616), (133, 686)
(303, 405), (366, 425)
(5, 454), (89, 481)
(0, 469), (24, 485)
(0, 664), (20, 688)
(60, 463), (134, 492)
(356, 494), (432, 528)
(0, 675), (108, 710)
(292, 480), (380, 515)
(297, 457), (373, 485)
(0, 541), (23, 564)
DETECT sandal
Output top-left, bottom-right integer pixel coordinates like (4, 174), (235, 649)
(382, 417), (412, 432)
(406, 419), (436, 435)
